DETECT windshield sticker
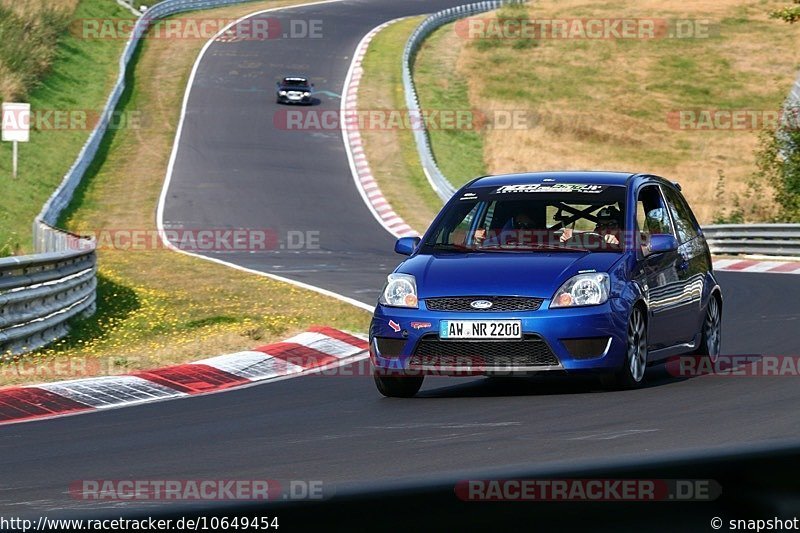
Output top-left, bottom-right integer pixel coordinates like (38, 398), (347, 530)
(494, 184), (607, 194)
(460, 192), (478, 201)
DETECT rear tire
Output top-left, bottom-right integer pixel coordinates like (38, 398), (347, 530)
(374, 373), (424, 398)
(601, 306), (648, 390)
(693, 294), (721, 363)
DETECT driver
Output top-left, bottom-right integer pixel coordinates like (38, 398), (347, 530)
(560, 206), (623, 245)
(474, 209), (539, 247)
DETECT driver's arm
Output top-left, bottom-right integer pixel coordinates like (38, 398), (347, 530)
(473, 228), (486, 246)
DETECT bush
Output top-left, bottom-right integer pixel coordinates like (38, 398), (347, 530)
(751, 107), (800, 222)
(770, 4), (800, 24)
(713, 108), (800, 224)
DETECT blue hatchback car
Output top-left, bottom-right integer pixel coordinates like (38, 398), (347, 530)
(370, 171), (722, 397)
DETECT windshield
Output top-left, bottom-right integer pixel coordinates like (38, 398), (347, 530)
(282, 78), (309, 87)
(422, 184), (627, 253)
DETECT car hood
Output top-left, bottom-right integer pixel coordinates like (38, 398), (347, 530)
(397, 252), (622, 298)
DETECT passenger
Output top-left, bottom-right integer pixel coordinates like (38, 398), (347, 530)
(560, 206), (623, 245)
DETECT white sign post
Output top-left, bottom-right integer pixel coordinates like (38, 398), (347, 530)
(1, 103), (31, 179)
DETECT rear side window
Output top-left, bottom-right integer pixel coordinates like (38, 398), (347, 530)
(662, 186), (700, 244)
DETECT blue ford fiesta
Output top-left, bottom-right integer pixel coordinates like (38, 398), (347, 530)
(370, 171), (723, 397)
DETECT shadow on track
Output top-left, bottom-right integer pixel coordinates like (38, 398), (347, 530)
(411, 364), (688, 399)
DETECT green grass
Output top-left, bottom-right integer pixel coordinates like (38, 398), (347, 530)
(0, 0), (134, 255)
(0, 0), (76, 101)
(414, 20), (486, 187)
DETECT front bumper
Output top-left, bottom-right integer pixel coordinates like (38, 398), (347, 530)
(369, 298), (630, 376)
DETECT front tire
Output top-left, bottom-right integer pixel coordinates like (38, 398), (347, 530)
(374, 373), (424, 398)
(601, 306), (648, 390)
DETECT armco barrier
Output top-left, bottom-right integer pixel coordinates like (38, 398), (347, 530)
(0, 230), (96, 357)
(402, 0), (527, 203)
(790, 74), (800, 107)
(703, 224), (800, 257)
(3, 0), (265, 359)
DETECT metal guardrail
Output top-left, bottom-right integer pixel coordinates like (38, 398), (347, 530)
(0, 244), (97, 357)
(703, 224), (800, 256)
(2, 0), (262, 358)
(787, 67), (800, 112)
(402, 0), (526, 203)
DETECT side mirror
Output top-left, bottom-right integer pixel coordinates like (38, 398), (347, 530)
(647, 234), (678, 254)
(394, 236), (421, 256)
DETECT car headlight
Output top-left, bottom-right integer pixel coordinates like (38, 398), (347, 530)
(551, 273), (610, 308)
(279, 91), (287, 95)
(303, 91), (310, 97)
(379, 273), (418, 308)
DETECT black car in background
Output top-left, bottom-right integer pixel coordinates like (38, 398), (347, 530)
(276, 76), (313, 104)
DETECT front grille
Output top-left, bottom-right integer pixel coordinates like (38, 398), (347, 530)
(425, 296), (543, 312)
(410, 335), (559, 368)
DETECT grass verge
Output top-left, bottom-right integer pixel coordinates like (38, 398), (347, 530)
(0, 0), (371, 387)
(414, 20), (486, 188)
(0, 0), (78, 101)
(456, 0), (800, 223)
(0, 0), (134, 255)
(358, 17), (445, 234)
(360, 0), (800, 225)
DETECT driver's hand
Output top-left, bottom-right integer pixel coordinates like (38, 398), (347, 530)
(603, 233), (620, 245)
(559, 228), (573, 242)
(474, 228), (486, 245)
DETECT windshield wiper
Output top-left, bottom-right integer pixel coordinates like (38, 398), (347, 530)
(427, 242), (472, 252)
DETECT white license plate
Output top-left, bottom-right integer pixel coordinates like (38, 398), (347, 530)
(439, 320), (522, 339)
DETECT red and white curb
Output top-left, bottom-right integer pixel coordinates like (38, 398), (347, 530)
(342, 19), (419, 239)
(713, 258), (800, 274)
(0, 327), (367, 426)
